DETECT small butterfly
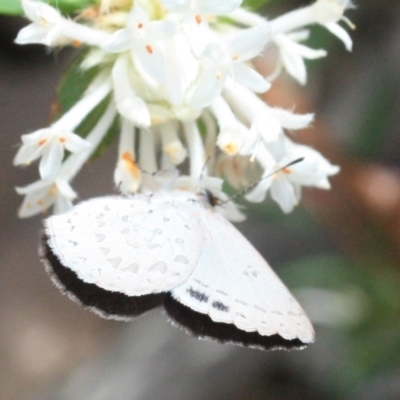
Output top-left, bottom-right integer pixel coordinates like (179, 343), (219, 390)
(42, 189), (315, 351)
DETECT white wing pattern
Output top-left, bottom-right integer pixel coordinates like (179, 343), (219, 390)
(45, 193), (205, 296)
(167, 210), (314, 347)
(43, 190), (315, 351)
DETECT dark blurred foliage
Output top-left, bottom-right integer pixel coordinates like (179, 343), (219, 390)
(1, 1), (400, 399)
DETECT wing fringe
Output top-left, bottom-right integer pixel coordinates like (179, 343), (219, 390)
(41, 235), (165, 321)
(163, 295), (308, 351)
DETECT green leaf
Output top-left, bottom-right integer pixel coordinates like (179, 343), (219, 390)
(0, 0), (23, 15)
(56, 53), (100, 113)
(241, 0), (271, 11)
(48, 0), (97, 14)
(0, 0), (97, 16)
(74, 94), (119, 159)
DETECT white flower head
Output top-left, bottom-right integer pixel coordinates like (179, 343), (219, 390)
(13, 0), (355, 219)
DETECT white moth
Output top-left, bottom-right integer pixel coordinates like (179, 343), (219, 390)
(43, 190), (315, 350)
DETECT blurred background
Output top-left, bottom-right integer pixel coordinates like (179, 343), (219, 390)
(1, 0), (400, 399)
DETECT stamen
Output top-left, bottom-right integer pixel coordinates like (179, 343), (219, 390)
(223, 142), (239, 156)
(195, 15), (202, 24)
(342, 16), (356, 30)
(48, 185), (58, 196)
(145, 44), (153, 54)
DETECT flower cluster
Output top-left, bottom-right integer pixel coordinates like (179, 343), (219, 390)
(14, 0), (354, 219)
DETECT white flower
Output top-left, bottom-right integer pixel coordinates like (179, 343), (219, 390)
(211, 96), (255, 156)
(103, 5), (178, 85)
(14, 77), (111, 180)
(15, 103), (118, 218)
(311, 0), (355, 51)
(273, 31), (327, 85)
(16, 177), (77, 218)
(190, 25), (271, 109)
(16, 0), (111, 47)
(270, 0), (354, 51)
(14, 128), (90, 181)
(222, 81), (313, 153)
(161, 0), (243, 55)
(246, 137), (339, 213)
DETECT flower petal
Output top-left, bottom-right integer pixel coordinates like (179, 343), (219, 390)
(144, 20), (178, 41)
(161, 0), (188, 13)
(325, 22), (353, 51)
(13, 143), (42, 166)
(245, 178), (273, 203)
(17, 182), (55, 218)
(56, 179), (77, 199)
(133, 40), (167, 84)
(231, 62), (271, 93)
(198, 0), (242, 15)
(266, 108), (314, 130)
(112, 56), (151, 127)
(191, 64), (226, 109)
(280, 47), (307, 85)
(270, 177), (298, 213)
(227, 24), (270, 62)
(22, 0), (61, 23)
(102, 29), (132, 53)
(15, 24), (50, 45)
(63, 133), (91, 153)
(39, 141), (64, 180)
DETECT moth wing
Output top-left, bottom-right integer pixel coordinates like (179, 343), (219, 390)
(44, 194), (205, 296)
(166, 210), (315, 350)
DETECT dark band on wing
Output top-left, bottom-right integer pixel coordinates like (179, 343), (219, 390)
(186, 287), (209, 303)
(164, 294), (307, 351)
(42, 236), (165, 319)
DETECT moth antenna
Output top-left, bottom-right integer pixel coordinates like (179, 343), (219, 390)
(217, 157), (304, 206)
